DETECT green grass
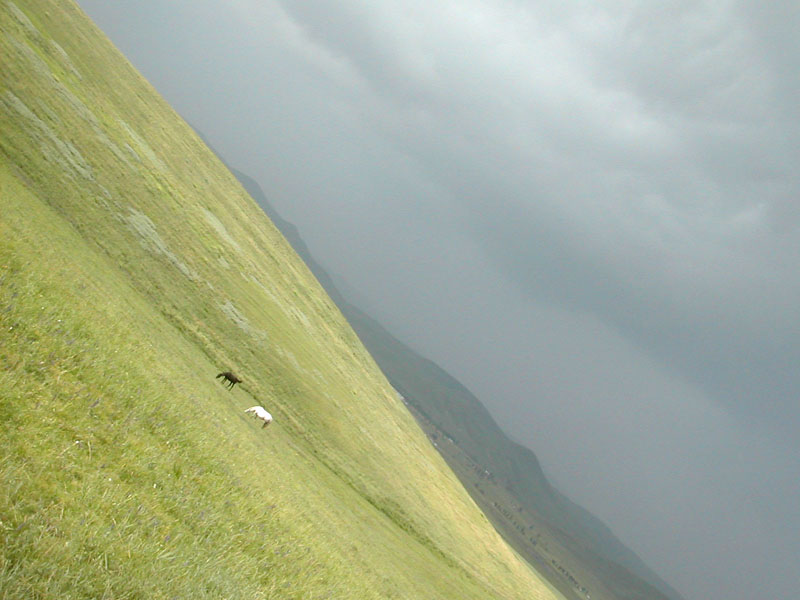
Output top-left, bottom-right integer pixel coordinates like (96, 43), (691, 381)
(0, 1), (564, 598)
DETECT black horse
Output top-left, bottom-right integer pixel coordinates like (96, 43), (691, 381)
(216, 371), (242, 390)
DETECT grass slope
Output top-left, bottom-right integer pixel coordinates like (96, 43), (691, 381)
(0, 1), (565, 598)
(231, 163), (685, 600)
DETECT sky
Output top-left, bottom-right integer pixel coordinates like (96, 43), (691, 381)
(75, 2), (799, 599)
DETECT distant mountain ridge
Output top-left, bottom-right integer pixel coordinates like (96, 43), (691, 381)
(331, 298), (682, 600)
(229, 166), (684, 600)
(230, 165), (686, 600)
(224, 164), (686, 600)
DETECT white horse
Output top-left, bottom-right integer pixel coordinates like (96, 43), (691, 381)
(244, 406), (273, 428)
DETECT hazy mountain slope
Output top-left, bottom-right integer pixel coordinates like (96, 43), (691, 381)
(231, 163), (686, 600)
(335, 305), (680, 600)
(0, 2), (566, 598)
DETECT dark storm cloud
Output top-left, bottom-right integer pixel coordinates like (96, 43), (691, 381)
(76, 2), (800, 599)
(262, 0), (800, 429)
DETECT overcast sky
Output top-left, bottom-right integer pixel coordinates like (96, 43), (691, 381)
(76, 2), (799, 599)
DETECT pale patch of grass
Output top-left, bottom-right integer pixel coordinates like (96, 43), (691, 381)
(124, 207), (199, 281)
(1, 90), (93, 181)
(116, 119), (166, 173)
(201, 208), (243, 254)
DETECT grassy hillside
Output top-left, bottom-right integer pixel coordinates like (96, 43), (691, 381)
(0, 1), (566, 598)
(231, 166), (685, 600)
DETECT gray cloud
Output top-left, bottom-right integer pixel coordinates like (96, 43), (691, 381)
(288, 0), (800, 429)
(77, 1), (800, 599)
